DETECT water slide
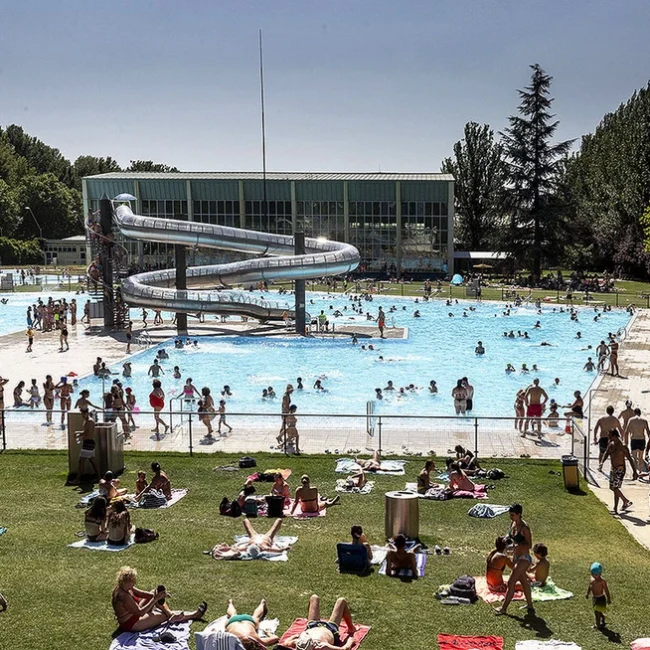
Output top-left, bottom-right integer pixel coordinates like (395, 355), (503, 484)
(113, 205), (360, 320)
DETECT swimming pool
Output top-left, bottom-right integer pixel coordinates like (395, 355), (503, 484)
(75, 293), (631, 418)
(0, 291), (83, 336)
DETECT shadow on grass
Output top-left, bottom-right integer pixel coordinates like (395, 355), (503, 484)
(599, 625), (622, 643)
(509, 610), (554, 638)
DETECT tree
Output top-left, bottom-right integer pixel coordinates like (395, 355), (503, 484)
(441, 122), (508, 250)
(126, 160), (179, 173)
(15, 173), (82, 240)
(72, 155), (122, 189)
(500, 64), (573, 279)
(0, 179), (21, 237)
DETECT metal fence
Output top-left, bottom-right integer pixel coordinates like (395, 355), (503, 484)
(0, 406), (576, 462)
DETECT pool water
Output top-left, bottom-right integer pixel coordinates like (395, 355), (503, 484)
(75, 293), (631, 417)
(0, 291), (83, 335)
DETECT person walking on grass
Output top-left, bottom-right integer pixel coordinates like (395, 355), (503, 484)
(586, 562), (611, 630)
(599, 429), (637, 514)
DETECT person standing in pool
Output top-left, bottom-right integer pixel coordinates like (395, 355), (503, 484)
(452, 379), (468, 415)
(462, 377), (474, 412)
(377, 307), (386, 338)
(148, 359), (164, 378)
(523, 379), (548, 437)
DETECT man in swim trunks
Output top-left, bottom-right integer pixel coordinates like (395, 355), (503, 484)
(282, 594), (357, 650)
(523, 379), (548, 437)
(608, 337), (620, 377)
(593, 406), (623, 464)
(377, 307), (386, 339)
(623, 408), (650, 473)
(71, 409), (100, 484)
(148, 359), (164, 377)
(225, 598), (279, 648)
(618, 400), (635, 430)
(600, 429), (637, 514)
(596, 340), (609, 372)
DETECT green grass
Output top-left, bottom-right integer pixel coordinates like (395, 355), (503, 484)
(0, 451), (647, 650)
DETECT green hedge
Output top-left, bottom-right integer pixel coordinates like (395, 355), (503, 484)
(0, 237), (43, 264)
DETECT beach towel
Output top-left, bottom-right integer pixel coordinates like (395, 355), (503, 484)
(468, 504), (510, 518)
(110, 621), (190, 650)
(0, 527), (6, 537)
(631, 639), (650, 650)
(137, 489), (188, 509)
(210, 535), (298, 562)
(279, 618), (370, 650)
(284, 499), (327, 518)
(515, 642), (581, 650)
(335, 458), (406, 475)
(336, 479), (375, 494)
(379, 552), (427, 577)
(68, 533), (135, 552)
(438, 634), (503, 650)
(450, 484), (488, 499)
(78, 489), (101, 506)
(474, 576), (573, 604)
(247, 469), (292, 482)
(404, 482), (448, 499)
(196, 616), (279, 650)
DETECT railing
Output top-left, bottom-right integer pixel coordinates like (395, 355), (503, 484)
(571, 418), (596, 485)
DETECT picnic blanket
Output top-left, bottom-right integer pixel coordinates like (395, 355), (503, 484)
(335, 458), (406, 475)
(438, 634), (503, 650)
(196, 616), (279, 650)
(0, 527), (6, 537)
(515, 642), (581, 650)
(336, 479), (375, 494)
(468, 504), (510, 518)
(110, 621), (191, 650)
(404, 482), (488, 500)
(136, 489), (188, 509)
(279, 618), (370, 650)
(210, 535), (298, 561)
(78, 489), (188, 509)
(68, 533), (135, 552)
(474, 576), (573, 604)
(378, 552), (427, 577)
(284, 499), (327, 518)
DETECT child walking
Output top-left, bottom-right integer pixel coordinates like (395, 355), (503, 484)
(586, 562), (611, 629)
(217, 399), (232, 435)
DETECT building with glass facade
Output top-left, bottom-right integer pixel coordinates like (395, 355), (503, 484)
(82, 172), (454, 275)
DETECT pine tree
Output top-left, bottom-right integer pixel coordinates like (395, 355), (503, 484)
(501, 64), (573, 279)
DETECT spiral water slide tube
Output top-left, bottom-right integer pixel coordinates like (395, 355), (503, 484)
(114, 205), (360, 320)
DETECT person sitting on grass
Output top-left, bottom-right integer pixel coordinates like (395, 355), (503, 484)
(111, 565), (207, 633)
(135, 471), (148, 498)
(448, 462), (477, 493)
(84, 496), (109, 542)
(350, 525), (373, 562)
(417, 460), (436, 494)
(225, 598), (279, 649)
(527, 543), (550, 587)
(281, 594), (357, 650)
(290, 475), (340, 515)
(98, 471), (128, 500)
(270, 472), (291, 506)
(454, 445), (481, 472)
(107, 500), (133, 546)
(138, 462), (172, 501)
(486, 536), (512, 592)
(385, 533), (420, 578)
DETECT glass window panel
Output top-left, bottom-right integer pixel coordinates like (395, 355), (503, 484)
(202, 201), (209, 214)
(433, 202), (440, 216)
(165, 200), (173, 213)
(349, 202), (356, 216)
(329, 202), (336, 215)
(245, 201), (252, 214)
(233, 201), (239, 213)
(193, 201), (201, 215)
(417, 202), (424, 216)
(173, 201), (181, 214)
(209, 201), (217, 215)
(389, 201), (396, 216)
(218, 201), (225, 214)
(269, 201), (276, 215)
(337, 202), (344, 214)
(181, 201), (187, 214)
(409, 202), (416, 216)
(364, 202), (372, 214)
(440, 202), (448, 215)
(425, 202), (432, 216)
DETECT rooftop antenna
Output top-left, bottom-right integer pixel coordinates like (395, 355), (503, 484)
(259, 29), (268, 226)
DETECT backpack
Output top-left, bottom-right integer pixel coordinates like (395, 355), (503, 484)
(449, 575), (477, 602)
(244, 496), (258, 518)
(219, 496), (242, 517)
(141, 489), (167, 508)
(239, 456), (257, 469)
(134, 527), (159, 543)
(487, 468), (506, 480)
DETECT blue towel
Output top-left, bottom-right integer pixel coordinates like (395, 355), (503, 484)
(0, 527), (7, 537)
(467, 504), (510, 518)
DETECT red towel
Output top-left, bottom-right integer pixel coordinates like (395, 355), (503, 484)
(438, 634), (504, 650)
(279, 618), (370, 649)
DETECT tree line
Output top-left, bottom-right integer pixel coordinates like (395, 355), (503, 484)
(443, 65), (650, 280)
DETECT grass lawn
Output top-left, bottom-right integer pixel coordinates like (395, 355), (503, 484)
(0, 451), (648, 650)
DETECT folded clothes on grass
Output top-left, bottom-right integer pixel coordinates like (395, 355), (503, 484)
(335, 458), (406, 475)
(335, 479), (375, 494)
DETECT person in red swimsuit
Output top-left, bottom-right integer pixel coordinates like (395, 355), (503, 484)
(149, 380), (169, 440)
(523, 379), (548, 438)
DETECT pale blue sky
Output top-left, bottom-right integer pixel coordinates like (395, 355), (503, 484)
(1, 1), (648, 172)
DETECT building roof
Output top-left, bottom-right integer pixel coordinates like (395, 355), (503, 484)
(84, 171), (454, 182)
(45, 235), (85, 243)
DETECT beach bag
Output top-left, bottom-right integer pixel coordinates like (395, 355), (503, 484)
(134, 527), (159, 543)
(239, 456), (257, 468)
(487, 468), (506, 480)
(449, 575), (477, 602)
(219, 496), (242, 518)
(265, 495), (284, 518)
(244, 496), (259, 518)
(141, 489), (167, 509)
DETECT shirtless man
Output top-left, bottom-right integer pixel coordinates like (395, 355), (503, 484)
(600, 429), (637, 514)
(462, 377), (474, 412)
(225, 598), (279, 648)
(277, 384), (293, 445)
(71, 410), (100, 484)
(281, 594), (357, 650)
(377, 307), (386, 339)
(618, 400), (635, 431)
(596, 340), (610, 372)
(523, 379), (548, 436)
(148, 359), (164, 378)
(624, 408), (650, 473)
(593, 406), (623, 464)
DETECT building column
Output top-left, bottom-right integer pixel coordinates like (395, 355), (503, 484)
(175, 205), (188, 334)
(186, 181), (194, 222)
(294, 231), (306, 335)
(447, 180), (455, 275)
(81, 178), (91, 266)
(343, 181), (349, 243)
(395, 181), (402, 275)
(134, 179), (143, 268)
(238, 181), (246, 229)
(290, 181), (297, 234)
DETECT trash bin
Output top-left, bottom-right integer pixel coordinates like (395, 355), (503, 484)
(561, 455), (580, 490)
(385, 490), (419, 539)
(68, 418), (124, 479)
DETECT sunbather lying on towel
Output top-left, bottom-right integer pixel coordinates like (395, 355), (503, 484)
(343, 471), (367, 490)
(225, 598), (279, 649)
(111, 565), (207, 633)
(290, 475), (340, 515)
(354, 450), (402, 473)
(386, 534), (420, 578)
(486, 536), (513, 591)
(281, 594), (357, 650)
(211, 519), (289, 559)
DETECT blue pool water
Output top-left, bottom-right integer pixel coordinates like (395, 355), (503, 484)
(75, 293), (631, 417)
(0, 291), (82, 335)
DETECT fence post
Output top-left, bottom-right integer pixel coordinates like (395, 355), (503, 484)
(378, 416), (382, 454)
(616, 291), (618, 307)
(284, 425), (289, 457)
(188, 412), (193, 457)
(473, 417), (479, 456)
(1, 409), (5, 451)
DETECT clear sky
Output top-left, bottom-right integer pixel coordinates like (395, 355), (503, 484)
(1, 0), (648, 172)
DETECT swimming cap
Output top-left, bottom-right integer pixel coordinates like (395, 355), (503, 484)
(590, 562), (602, 575)
(247, 544), (261, 558)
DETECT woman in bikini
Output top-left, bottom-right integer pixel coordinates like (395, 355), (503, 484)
(225, 598), (279, 648)
(111, 566), (206, 633)
(198, 386), (215, 438)
(84, 496), (109, 542)
(290, 475), (340, 515)
(486, 536), (513, 591)
(270, 472), (291, 506)
(183, 378), (200, 404)
(13, 381), (26, 407)
(149, 380), (168, 439)
(514, 389), (526, 433)
(43, 375), (56, 425)
(107, 500), (133, 546)
(448, 462), (476, 493)
(55, 377), (73, 428)
(495, 503), (535, 615)
(417, 460), (435, 494)
(111, 386), (131, 439)
(563, 390), (584, 429)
